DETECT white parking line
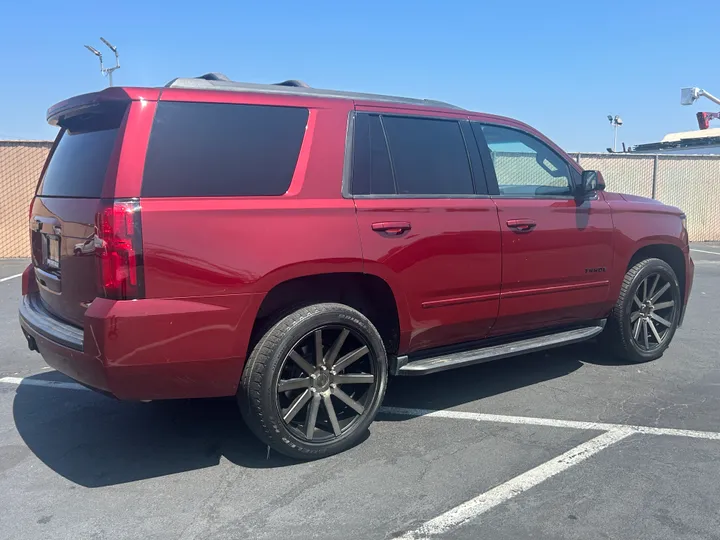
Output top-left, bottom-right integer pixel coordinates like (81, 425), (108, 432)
(394, 429), (633, 539)
(4, 376), (720, 539)
(2, 379), (720, 441)
(691, 248), (720, 256)
(0, 273), (22, 283)
(0, 376), (89, 391)
(380, 406), (720, 440)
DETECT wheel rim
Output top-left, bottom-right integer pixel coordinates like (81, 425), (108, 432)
(629, 272), (678, 352)
(275, 325), (376, 443)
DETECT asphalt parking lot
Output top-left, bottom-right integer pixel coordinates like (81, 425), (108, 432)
(1, 245), (720, 540)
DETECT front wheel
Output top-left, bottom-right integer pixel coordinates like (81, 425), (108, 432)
(238, 303), (388, 460)
(603, 258), (682, 363)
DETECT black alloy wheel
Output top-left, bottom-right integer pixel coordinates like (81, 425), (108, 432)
(239, 303), (388, 459)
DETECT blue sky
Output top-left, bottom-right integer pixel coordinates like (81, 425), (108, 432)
(1, 0), (718, 151)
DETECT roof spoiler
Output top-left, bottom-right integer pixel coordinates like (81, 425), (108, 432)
(46, 87), (131, 126)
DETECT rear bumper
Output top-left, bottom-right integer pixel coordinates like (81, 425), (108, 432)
(20, 294), (83, 351)
(19, 291), (263, 400)
(20, 294), (111, 393)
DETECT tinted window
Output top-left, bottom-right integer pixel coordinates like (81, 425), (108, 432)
(382, 116), (474, 195)
(351, 114), (395, 195)
(477, 124), (572, 197)
(142, 102), (308, 197)
(38, 108), (126, 198)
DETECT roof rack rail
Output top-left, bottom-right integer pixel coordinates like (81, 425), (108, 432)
(196, 72), (231, 82)
(163, 74), (463, 111)
(274, 79), (310, 88)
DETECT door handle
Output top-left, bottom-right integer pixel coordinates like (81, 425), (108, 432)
(506, 219), (536, 232)
(372, 221), (411, 235)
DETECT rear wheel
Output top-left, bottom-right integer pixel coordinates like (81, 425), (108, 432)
(239, 303), (388, 459)
(603, 258), (681, 363)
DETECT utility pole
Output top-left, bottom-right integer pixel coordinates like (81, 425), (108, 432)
(607, 115), (623, 152)
(84, 38), (120, 87)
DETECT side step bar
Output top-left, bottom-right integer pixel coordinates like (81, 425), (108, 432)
(394, 323), (605, 376)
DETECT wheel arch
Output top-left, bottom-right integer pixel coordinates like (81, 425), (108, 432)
(625, 243), (687, 306)
(249, 272), (407, 361)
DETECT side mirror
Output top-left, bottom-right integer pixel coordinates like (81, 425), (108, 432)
(579, 170), (605, 196)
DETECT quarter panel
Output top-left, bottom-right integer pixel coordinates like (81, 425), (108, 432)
(140, 104), (361, 299)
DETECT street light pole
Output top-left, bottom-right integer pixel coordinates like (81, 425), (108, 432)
(613, 123), (618, 153)
(607, 115), (623, 152)
(84, 38), (120, 87)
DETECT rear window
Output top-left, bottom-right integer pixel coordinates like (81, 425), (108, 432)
(38, 108), (125, 198)
(142, 102), (309, 197)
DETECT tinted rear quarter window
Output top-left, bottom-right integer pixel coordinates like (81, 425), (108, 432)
(351, 114), (395, 195)
(382, 116), (474, 195)
(142, 102), (309, 197)
(38, 106), (126, 198)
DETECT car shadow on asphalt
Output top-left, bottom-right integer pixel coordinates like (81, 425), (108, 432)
(12, 342), (622, 487)
(12, 373), (299, 487)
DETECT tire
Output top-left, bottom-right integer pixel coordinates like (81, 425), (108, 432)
(238, 303), (388, 460)
(603, 258), (682, 363)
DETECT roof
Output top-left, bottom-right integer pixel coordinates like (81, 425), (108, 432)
(164, 73), (464, 111)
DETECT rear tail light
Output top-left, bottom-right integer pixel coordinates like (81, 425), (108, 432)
(95, 199), (145, 300)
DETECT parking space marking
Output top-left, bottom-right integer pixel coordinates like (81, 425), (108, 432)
(3, 377), (720, 539)
(381, 406), (720, 441)
(0, 273), (22, 283)
(394, 429), (633, 540)
(691, 248), (720, 256)
(0, 376), (90, 391)
(2, 379), (720, 441)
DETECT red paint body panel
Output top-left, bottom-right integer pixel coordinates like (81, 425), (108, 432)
(354, 198), (502, 353)
(604, 197), (689, 303)
(23, 293), (262, 400)
(20, 84), (694, 400)
(491, 196), (615, 334)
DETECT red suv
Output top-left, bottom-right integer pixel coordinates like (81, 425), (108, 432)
(19, 74), (693, 459)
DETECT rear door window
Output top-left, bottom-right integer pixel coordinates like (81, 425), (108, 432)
(142, 102), (309, 197)
(38, 107), (126, 198)
(381, 116), (474, 196)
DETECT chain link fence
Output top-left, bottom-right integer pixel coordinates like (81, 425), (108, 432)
(0, 143), (718, 259)
(0, 141), (52, 258)
(571, 152), (720, 242)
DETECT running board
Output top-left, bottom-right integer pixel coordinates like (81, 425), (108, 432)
(394, 323), (605, 376)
